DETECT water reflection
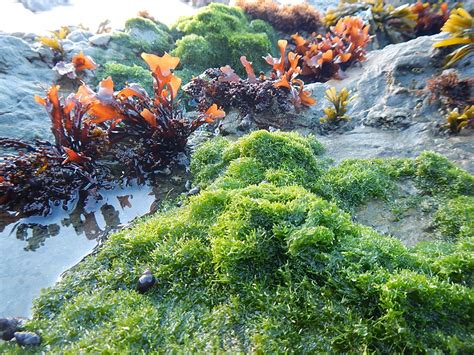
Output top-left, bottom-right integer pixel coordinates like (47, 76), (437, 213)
(0, 166), (188, 317)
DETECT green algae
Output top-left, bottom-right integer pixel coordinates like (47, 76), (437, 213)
(1, 131), (473, 353)
(172, 3), (277, 78)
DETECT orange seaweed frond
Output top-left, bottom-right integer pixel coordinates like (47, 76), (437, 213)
(72, 51), (97, 72)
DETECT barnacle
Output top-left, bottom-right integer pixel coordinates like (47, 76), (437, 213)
(444, 105), (474, 133)
(320, 87), (353, 124)
(434, 8), (474, 67)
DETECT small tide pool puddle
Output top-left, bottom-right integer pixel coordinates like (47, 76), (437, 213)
(0, 167), (187, 317)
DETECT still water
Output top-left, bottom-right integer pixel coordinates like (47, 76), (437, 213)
(0, 170), (187, 317)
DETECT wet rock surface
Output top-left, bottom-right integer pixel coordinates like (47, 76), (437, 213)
(0, 34), (55, 142)
(354, 181), (438, 247)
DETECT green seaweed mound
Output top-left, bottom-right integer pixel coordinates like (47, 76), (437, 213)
(172, 3), (276, 77)
(1, 131), (473, 353)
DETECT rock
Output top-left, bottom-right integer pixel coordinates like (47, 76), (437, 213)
(137, 269), (156, 294)
(306, 0), (339, 11)
(18, 0), (70, 12)
(188, 186), (200, 196)
(66, 30), (93, 43)
(89, 33), (112, 47)
(226, 35), (473, 173)
(0, 34), (55, 145)
(312, 35), (474, 173)
(14, 331), (41, 346)
(0, 318), (25, 341)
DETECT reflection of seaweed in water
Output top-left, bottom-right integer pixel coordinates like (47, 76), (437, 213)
(15, 202), (122, 252)
(8, 165), (189, 251)
(16, 223), (60, 251)
(61, 191), (106, 240)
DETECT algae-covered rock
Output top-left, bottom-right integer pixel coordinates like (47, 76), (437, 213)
(81, 17), (173, 88)
(223, 35), (473, 172)
(172, 3), (276, 77)
(1, 131), (472, 353)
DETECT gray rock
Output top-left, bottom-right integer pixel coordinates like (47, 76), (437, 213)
(306, 0), (339, 11)
(18, 0), (69, 12)
(89, 33), (112, 47)
(66, 30), (93, 43)
(0, 34), (55, 143)
(305, 35), (474, 174)
(14, 331), (41, 346)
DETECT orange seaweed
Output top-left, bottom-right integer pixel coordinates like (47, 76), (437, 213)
(72, 51), (97, 72)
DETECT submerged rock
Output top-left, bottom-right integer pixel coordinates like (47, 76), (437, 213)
(14, 331), (41, 346)
(137, 269), (156, 294)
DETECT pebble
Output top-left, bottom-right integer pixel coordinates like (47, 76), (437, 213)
(14, 331), (41, 346)
(187, 186), (200, 196)
(89, 33), (112, 47)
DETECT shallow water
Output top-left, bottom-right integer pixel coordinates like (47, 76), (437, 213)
(0, 170), (187, 318)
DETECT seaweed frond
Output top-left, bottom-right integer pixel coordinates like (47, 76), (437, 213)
(183, 39), (316, 116)
(444, 105), (474, 133)
(426, 70), (474, 110)
(434, 8), (474, 67)
(1, 52), (224, 216)
(320, 87), (353, 124)
(37, 26), (70, 54)
(412, 1), (450, 36)
(292, 16), (370, 82)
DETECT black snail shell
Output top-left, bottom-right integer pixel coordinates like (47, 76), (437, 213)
(137, 268), (156, 293)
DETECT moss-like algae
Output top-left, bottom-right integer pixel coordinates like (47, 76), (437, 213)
(1, 131), (473, 353)
(172, 3), (277, 77)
